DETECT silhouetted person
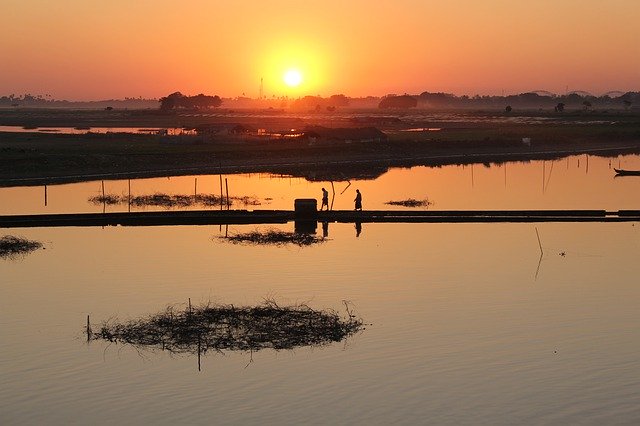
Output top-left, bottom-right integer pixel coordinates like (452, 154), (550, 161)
(355, 221), (362, 237)
(321, 187), (329, 211)
(354, 189), (362, 211)
(322, 221), (329, 238)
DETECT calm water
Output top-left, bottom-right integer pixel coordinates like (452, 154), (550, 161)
(2, 155), (640, 425)
(0, 125), (186, 135)
(2, 154), (640, 215)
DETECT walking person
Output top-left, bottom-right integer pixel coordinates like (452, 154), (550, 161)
(354, 189), (362, 211)
(321, 187), (329, 211)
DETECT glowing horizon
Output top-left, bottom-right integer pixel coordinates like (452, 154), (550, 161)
(2, 0), (638, 100)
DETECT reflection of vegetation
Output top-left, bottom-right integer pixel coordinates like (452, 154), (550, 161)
(0, 235), (43, 259)
(222, 229), (325, 247)
(88, 193), (262, 208)
(385, 198), (433, 208)
(89, 300), (363, 354)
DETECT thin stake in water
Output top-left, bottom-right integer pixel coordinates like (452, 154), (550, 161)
(219, 175), (224, 210)
(225, 178), (230, 209)
(535, 227), (543, 255)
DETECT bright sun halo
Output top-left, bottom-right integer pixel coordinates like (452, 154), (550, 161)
(283, 69), (303, 87)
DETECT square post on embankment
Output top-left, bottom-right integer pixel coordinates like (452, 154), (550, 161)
(294, 198), (318, 234)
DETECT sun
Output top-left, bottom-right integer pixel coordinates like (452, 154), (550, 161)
(283, 69), (303, 87)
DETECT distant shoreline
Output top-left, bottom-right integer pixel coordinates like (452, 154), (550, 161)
(1, 108), (639, 187)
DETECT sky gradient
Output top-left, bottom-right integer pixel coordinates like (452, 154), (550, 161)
(3, 0), (639, 100)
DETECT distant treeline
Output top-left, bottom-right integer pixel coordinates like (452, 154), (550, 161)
(2, 90), (638, 111)
(407, 91), (638, 110)
(0, 94), (159, 109)
(243, 91), (639, 111)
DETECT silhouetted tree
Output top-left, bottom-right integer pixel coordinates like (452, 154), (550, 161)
(189, 93), (222, 109)
(159, 92), (222, 111)
(582, 100), (592, 111)
(159, 92), (184, 111)
(505, 105), (512, 113)
(555, 102), (565, 113)
(329, 94), (350, 107)
(378, 95), (417, 109)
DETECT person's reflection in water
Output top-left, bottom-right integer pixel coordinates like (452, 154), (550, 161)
(322, 221), (329, 239)
(355, 221), (362, 237)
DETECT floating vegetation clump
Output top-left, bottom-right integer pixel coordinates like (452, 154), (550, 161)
(88, 194), (120, 205)
(385, 198), (433, 208)
(0, 235), (43, 259)
(129, 193), (210, 208)
(89, 300), (363, 354)
(223, 229), (325, 246)
(88, 193), (262, 208)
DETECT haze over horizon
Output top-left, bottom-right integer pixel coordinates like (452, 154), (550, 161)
(3, 0), (639, 101)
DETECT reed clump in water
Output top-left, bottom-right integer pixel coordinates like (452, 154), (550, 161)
(223, 229), (324, 246)
(385, 198), (433, 208)
(88, 194), (120, 205)
(89, 300), (363, 354)
(0, 235), (43, 258)
(88, 193), (262, 208)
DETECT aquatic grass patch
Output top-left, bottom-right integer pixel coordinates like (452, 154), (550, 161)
(88, 300), (364, 354)
(385, 198), (433, 208)
(222, 229), (325, 246)
(88, 193), (262, 208)
(88, 194), (120, 205)
(0, 235), (43, 259)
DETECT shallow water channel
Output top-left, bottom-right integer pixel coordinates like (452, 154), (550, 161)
(2, 154), (640, 424)
(2, 153), (640, 215)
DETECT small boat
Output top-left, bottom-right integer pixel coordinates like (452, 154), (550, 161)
(614, 168), (640, 176)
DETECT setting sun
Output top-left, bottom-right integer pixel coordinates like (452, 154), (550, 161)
(283, 69), (303, 87)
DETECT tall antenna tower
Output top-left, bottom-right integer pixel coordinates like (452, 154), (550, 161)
(259, 77), (264, 99)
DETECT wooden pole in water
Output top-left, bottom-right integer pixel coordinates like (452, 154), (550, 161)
(225, 178), (230, 209)
(86, 315), (91, 341)
(330, 181), (335, 211)
(128, 179), (131, 213)
(194, 178), (197, 197)
(471, 165), (474, 188)
(197, 333), (202, 372)
(535, 227), (543, 255)
(44, 185), (47, 207)
(102, 180), (106, 213)
(504, 164), (507, 188)
(219, 175), (224, 210)
(188, 298), (192, 315)
(586, 155), (589, 174)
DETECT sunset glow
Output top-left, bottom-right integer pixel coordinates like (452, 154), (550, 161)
(1, 1), (638, 99)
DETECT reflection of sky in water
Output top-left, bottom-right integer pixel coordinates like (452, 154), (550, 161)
(2, 222), (640, 423)
(0, 125), (188, 135)
(2, 154), (640, 215)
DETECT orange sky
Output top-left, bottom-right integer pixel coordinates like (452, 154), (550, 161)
(2, 0), (639, 100)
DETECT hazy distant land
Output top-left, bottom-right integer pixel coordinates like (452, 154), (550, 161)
(1, 98), (639, 186)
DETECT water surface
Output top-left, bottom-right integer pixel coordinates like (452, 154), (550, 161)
(1, 154), (640, 215)
(2, 221), (640, 424)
